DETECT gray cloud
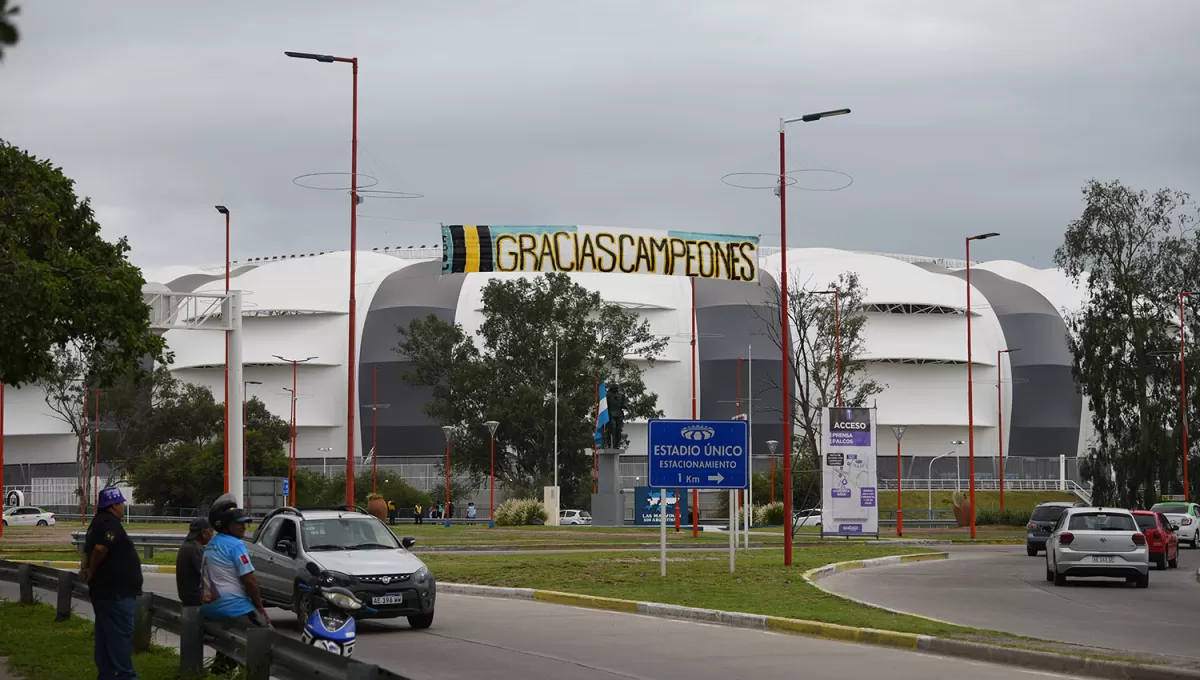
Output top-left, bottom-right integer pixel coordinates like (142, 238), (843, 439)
(3, 0), (1198, 271)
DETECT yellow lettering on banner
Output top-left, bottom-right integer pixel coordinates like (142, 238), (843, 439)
(496, 234), (519, 272)
(536, 233), (556, 270)
(555, 231), (576, 271)
(668, 239), (686, 276)
(649, 238), (670, 275)
(697, 241), (715, 279)
(635, 238), (652, 273)
(579, 234), (598, 272)
(617, 234), (637, 273)
(517, 234), (538, 271)
(596, 233), (618, 272)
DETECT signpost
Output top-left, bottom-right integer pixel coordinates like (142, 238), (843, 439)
(821, 407), (880, 537)
(648, 419), (749, 575)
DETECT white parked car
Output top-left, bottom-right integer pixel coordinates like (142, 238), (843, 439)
(1045, 507), (1149, 588)
(793, 508), (823, 528)
(2, 506), (57, 527)
(1149, 502), (1200, 548)
(560, 509), (592, 525)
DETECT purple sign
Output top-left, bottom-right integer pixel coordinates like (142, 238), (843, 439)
(828, 408), (872, 446)
(860, 487), (876, 507)
(838, 524), (864, 533)
(830, 487), (851, 499)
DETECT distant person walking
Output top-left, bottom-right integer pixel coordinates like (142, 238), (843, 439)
(414, 503), (423, 525)
(175, 518), (213, 606)
(81, 488), (142, 680)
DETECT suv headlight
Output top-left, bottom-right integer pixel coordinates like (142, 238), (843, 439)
(325, 591), (363, 610)
(413, 566), (431, 585)
(320, 570), (353, 587)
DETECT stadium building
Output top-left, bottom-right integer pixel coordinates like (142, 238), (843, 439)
(1, 243), (1091, 505)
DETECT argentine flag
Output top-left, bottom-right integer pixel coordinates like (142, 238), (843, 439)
(594, 381), (609, 445)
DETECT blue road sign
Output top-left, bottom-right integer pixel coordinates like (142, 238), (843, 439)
(648, 419), (749, 489)
(281, 478), (290, 499)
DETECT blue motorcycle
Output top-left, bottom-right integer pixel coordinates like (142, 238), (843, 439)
(297, 561), (375, 657)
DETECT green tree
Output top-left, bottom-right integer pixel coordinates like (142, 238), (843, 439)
(398, 273), (667, 504)
(1055, 179), (1199, 507)
(0, 141), (168, 389)
(0, 1), (17, 61)
(755, 271), (883, 505)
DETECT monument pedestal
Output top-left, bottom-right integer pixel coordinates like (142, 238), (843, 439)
(590, 448), (624, 527)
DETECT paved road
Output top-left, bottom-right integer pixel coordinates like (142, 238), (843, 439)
(821, 544), (1199, 660)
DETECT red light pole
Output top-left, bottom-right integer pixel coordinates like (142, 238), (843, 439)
(485, 420), (499, 529)
(216, 205), (232, 493)
(996, 348), (1021, 510)
(1181, 291), (1194, 501)
(243, 380), (262, 477)
(965, 232), (999, 539)
(285, 50), (360, 505)
(891, 426), (906, 536)
(814, 289), (842, 407)
(0, 381), (5, 538)
(779, 108), (851, 566)
(274, 355), (317, 506)
(361, 366), (390, 494)
(441, 426), (453, 527)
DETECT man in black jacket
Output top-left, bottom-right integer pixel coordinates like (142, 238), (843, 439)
(175, 518), (213, 606)
(81, 487), (142, 680)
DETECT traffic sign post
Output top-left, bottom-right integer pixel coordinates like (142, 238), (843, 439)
(648, 419), (749, 575)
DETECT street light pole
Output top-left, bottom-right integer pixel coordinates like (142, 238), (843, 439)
(928, 444), (961, 520)
(360, 365), (390, 494)
(965, 232), (999, 540)
(442, 426), (453, 528)
(891, 426), (906, 536)
(274, 355), (316, 507)
(996, 348), (1021, 510)
(0, 381), (4, 537)
(766, 440), (779, 504)
(92, 388), (101, 509)
(779, 107), (851, 566)
(285, 50), (360, 505)
(1181, 291), (1194, 501)
(216, 205), (232, 493)
(485, 420), (500, 529)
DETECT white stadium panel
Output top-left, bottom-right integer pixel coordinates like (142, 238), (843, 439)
(761, 249), (971, 311)
(975, 260), (1088, 317)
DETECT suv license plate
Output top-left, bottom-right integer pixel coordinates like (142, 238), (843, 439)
(1089, 556), (1115, 564)
(372, 595), (404, 605)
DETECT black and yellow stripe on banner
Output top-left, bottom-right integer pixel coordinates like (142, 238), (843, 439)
(445, 225), (495, 273)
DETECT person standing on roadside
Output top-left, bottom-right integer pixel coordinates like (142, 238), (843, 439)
(200, 501), (271, 629)
(81, 487), (142, 680)
(174, 518), (213, 606)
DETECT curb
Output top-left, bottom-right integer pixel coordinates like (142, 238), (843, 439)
(7, 560), (175, 574)
(440, 552), (1200, 680)
(802, 553), (960, 626)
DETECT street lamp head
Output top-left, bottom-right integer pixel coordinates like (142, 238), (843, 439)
(801, 108), (852, 122)
(214, 205), (229, 215)
(766, 440), (779, 456)
(1001, 348), (1022, 354)
(246, 380), (263, 385)
(442, 425), (453, 441)
(969, 232), (1001, 241)
(484, 420), (500, 436)
(950, 439), (965, 446)
(285, 51), (336, 63)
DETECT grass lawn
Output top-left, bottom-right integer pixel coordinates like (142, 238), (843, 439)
(422, 546), (981, 637)
(877, 490), (1078, 514)
(0, 600), (214, 680)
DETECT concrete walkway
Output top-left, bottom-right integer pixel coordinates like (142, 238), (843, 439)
(0, 658), (23, 680)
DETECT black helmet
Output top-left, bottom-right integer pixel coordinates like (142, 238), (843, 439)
(209, 500), (248, 533)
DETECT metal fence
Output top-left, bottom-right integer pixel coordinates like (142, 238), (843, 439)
(0, 559), (413, 680)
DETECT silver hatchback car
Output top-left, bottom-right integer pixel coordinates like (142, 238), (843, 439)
(1045, 507), (1149, 588)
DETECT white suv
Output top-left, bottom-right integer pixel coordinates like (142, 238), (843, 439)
(560, 509), (592, 525)
(1045, 507), (1149, 588)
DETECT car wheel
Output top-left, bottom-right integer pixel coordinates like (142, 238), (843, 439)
(408, 611), (435, 629)
(1136, 573), (1149, 589)
(36, 520), (47, 527)
(1, 520), (6, 527)
(1169, 555), (1179, 569)
(1045, 566), (1054, 582)
(294, 587), (314, 627)
(1154, 554), (1166, 570)
(1027, 545), (1039, 557)
(1053, 570), (1066, 586)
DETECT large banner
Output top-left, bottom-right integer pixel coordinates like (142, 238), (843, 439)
(821, 407), (879, 536)
(441, 225), (759, 282)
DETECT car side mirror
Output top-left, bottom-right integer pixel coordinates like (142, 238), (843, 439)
(277, 539), (296, 557)
(401, 537), (417, 550)
(305, 561), (322, 576)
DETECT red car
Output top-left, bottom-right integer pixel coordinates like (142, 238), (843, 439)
(1133, 510), (1179, 570)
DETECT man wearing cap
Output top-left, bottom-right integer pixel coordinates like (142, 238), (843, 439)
(81, 487), (142, 680)
(200, 501), (271, 629)
(175, 518), (213, 607)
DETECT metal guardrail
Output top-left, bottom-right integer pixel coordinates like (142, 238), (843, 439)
(0, 559), (413, 680)
(71, 532), (186, 559)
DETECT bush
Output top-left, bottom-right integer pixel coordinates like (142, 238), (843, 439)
(975, 507), (1031, 526)
(758, 501), (786, 526)
(495, 498), (549, 526)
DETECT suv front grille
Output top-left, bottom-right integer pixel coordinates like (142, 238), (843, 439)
(358, 573), (411, 585)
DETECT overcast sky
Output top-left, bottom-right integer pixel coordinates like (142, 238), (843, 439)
(4, 1), (1198, 271)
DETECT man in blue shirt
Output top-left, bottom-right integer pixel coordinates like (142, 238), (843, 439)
(201, 501), (270, 629)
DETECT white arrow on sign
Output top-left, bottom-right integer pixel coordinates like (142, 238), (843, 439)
(708, 473), (725, 484)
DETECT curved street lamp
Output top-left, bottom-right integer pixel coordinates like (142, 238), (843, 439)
(484, 420), (500, 529)
(442, 426), (453, 528)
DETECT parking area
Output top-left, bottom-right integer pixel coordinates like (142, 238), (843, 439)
(820, 544), (1200, 661)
